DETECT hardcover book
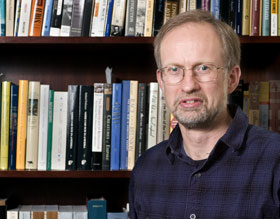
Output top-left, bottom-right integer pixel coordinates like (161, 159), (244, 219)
(261, 0), (270, 36)
(81, 0), (94, 36)
(18, 0), (32, 36)
(70, 0), (85, 36)
(248, 81), (260, 126)
(0, 0), (5, 36)
(259, 81), (269, 130)
(110, 0), (127, 36)
(90, 0), (109, 36)
(6, 0), (15, 36)
(271, 0), (278, 36)
(50, 0), (64, 36)
(144, 0), (155, 36)
(134, 0), (146, 36)
(249, 0), (261, 36)
(13, 0), (21, 36)
(210, 0), (220, 19)
(88, 199), (107, 219)
(163, 0), (179, 24)
(125, 0), (137, 36)
(242, 0), (250, 35)
(29, 0), (46, 36)
(60, 0), (74, 36)
(46, 89), (54, 170)
(104, 0), (113, 36)
(153, 0), (164, 36)
(41, 0), (54, 36)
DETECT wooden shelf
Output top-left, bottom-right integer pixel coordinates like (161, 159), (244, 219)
(0, 170), (131, 178)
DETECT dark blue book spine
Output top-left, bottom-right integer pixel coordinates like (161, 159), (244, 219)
(110, 83), (122, 170)
(104, 0), (114, 37)
(120, 80), (130, 170)
(235, 0), (242, 35)
(8, 84), (18, 170)
(88, 199), (107, 219)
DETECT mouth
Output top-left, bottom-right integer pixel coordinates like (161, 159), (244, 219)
(179, 98), (203, 109)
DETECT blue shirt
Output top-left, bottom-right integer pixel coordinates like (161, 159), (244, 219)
(129, 105), (280, 219)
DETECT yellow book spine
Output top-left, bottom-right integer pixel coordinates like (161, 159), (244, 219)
(144, 0), (155, 37)
(16, 80), (29, 170)
(0, 82), (11, 170)
(242, 0), (250, 35)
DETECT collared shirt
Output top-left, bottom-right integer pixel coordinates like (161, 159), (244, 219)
(129, 105), (280, 219)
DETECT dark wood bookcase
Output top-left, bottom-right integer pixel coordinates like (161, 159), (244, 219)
(0, 36), (279, 211)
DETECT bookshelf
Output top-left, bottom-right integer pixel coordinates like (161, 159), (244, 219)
(0, 36), (279, 212)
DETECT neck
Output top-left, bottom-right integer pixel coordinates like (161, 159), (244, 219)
(179, 109), (232, 160)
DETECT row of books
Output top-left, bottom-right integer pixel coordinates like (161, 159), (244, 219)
(229, 80), (280, 133)
(0, 80), (171, 171)
(5, 199), (128, 219)
(1, 0), (280, 37)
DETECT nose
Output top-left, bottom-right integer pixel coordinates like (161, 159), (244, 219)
(180, 69), (201, 93)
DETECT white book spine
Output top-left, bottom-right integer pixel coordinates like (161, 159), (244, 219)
(6, 0), (15, 36)
(51, 92), (68, 170)
(90, 0), (109, 36)
(18, 0), (32, 36)
(179, 0), (187, 13)
(37, 85), (50, 170)
(127, 80), (138, 170)
(92, 83), (104, 153)
(188, 0), (196, 10)
(135, 0), (146, 36)
(147, 82), (158, 149)
(271, 0), (278, 36)
(7, 208), (19, 219)
(110, 0), (127, 35)
(144, 0), (154, 36)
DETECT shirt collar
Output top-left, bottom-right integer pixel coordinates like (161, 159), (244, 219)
(166, 104), (249, 163)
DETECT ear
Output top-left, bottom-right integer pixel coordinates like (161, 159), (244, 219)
(227, 65), (241, 94)
(156, 69), (165, 92)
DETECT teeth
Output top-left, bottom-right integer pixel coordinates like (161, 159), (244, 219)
(184, 100), (195, 103)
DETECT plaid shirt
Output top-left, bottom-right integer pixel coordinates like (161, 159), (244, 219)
(129, 105), (280, 219)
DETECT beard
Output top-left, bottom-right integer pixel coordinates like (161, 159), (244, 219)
(171, 91), (228, 129)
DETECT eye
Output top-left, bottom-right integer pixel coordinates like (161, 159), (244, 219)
(195, 64), (212, 73)
(199, 64), (209, 71)
(166, 66), (181, 75)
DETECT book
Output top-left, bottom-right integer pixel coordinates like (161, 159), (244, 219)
(248, 81), (260, 126)
(13, 0), (22, 36)
(235, 0), (242, 35)
(0, 0), (5, 36)
(58, 206), (72, 219)
(147, 82), (158, 149)
(0, 81), (11, 170)
(188, 0), (196, 10)
(229, 79), (244, 109)
(124, 0), (137, 36)
(16, 80), (28, 170)
(259, 81), (269, 130)
(8, 84), (18, 170)
(6, 0), (15, 36)
(107, 212), (128, 219)
(163, 0), (179, 24)
(81, 0), (94, 36)
(65, 85), (79, 170)
(110, 83), (122, 170)
(31, 205), (45, 219)
(243, 89), (250, 117)
(210, 0), (220, 19)
(153, 0), (164, 36)
(25, 81), (40, 170)
(28, 0), (46, 36)
(70, 0), (85, 36)
(90, 0), (109, 36)
(41, 0), (54, 36)
(179, 0), (187, 13)
(249, 0), (261, 36)
(127, 80), (138, 170)
(37, 85), (50, 170)
(169, 113), (178, 133)
(120, 80), (130, 170)
(134, 0), (146, 36)
(242, 0), (250, 35)
(77, 85), (93, 170)
(51, 91), (68, 170)
(49, 0), (64, 36)
(144, 0), (155, 36)
(101, 84), (112, 170)
(45, 205), (58, 219)
(7, 207), (19, 219)
(269, 80), (280, 132)
(91, 83), (104, 170)
(19, 205), (32, 219)
(201, 0), (209, 10)
(271, 0), (278, 36)
(135, 83), (147, 161)
(261, 0), (270, 36)
(110, 0), (127, 36)
(88, 199), (107, 219)
(104, 0), (114, 36)
(18, 0), (32, 36)
(46, 89), (54, 170)
(60, 0), (74, 36)
(73, 206), (87, 219)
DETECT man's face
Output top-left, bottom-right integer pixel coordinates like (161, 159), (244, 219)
(157, 22), (229, 129)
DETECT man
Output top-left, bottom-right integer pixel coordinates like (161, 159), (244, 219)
(129, 10), (280, 219)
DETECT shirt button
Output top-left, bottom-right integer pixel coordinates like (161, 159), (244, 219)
(190, 213), (196, 219)
(194, 173), (201, 178)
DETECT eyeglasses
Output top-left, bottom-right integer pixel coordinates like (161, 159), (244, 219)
(158, 63), (225, 85)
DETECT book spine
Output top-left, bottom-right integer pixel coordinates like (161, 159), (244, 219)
(163, 0), (179, 24)
(46, 89), (54, 170)
(125, 0), (137, 36)
(13, 0), (22, 36)
(259, 81), (269, 130)
(90, 0), (109, 36)
(157, 88), (170, 143)
(29, 0), (45, 36)
(0, 81), (11, 170)
(41, 0), (54, 36)
(25, 81), (40, 170)
(269, 80), (280, 132)
(110, 0), (127, 36)
(152, 0), (164, 36)
(37, 85), (50, 171)
(228, 0), (236, 30)
(110, 83), (122, 170)
(8, 84), (18, 170)
(16, 80), (28, 170)
(147, 82), (158, 149)
(18, 0), (32, 36)
(70, 0), (85, 36)
(77, 85), (93, 170)
(127, 80), (138, 170)
(210, 0), (220, 20)
(188, 0), (196, 10)
(91, 83), (104, 170)
(278, 0), (280, 36)
(201, 0), (209, 10)
(179, 0), (187, 13)
(144, 0), (155, 36)
(0, 0), (5, 35)
(104, 0), (114, 36)
(51, 92), (68, 170)
(81, 0), (94, 36)
(248, 81), (260, 126)
(60, 0), (74, 36)
(261, 0), (270, 36)
(65, 85), (79, 170)
(50, 0), (64, 36)
(271, 0), (278, 36)
(135, 83), (147, 161)
(235, 0), (242, 35)
(135, 0), (146, 36)
(250, 0), (261, 36)
(101, 84), (112, 170)
(6, 0), (15, 36)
